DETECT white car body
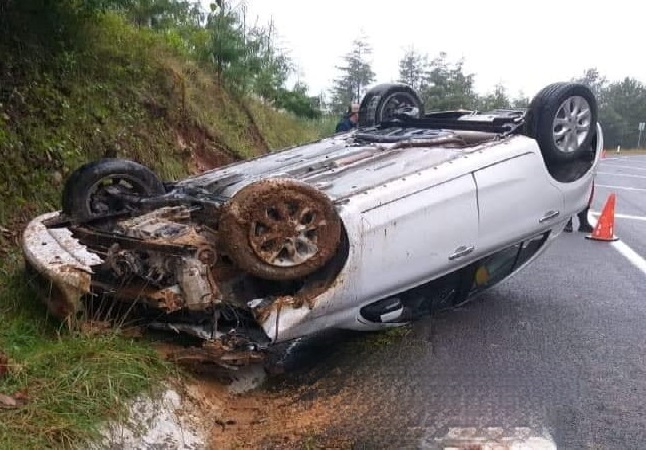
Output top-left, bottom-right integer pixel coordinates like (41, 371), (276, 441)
(183, 124), (602, 341)
(21, 85), (603, 365)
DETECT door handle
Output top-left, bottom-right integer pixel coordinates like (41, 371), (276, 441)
(449, 245), (475, 260)
(539, 210), (560, 223)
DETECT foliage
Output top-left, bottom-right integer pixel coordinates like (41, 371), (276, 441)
(477, 83), (511, 111)
(395, 49), (523, 112)
(203, 1), (248, 86)
(330, 36), (376, 114)
(418, 52), (478, 111)
(573, 68), (608, 101)
(398, 47), (428, 92)
(274, 82), (322, 120)
(24, 0), (322, 120)
(511, 92), (530, 109)
(121, 0), (204, 28)
(572, 68), (646, 148)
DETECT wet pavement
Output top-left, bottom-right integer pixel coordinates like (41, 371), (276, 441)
(249, 155), (646, 449)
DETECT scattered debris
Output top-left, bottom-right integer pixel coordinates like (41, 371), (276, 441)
(225, 363), (267, 395)
(0, 352), (27, 411)
(0, 226), (14, 239)
(0, 390), (29, 409)
(168, 339), (265, 371)
(0, 393), (17, 409)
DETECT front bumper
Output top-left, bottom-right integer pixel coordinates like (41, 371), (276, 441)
(22, 211), (103, 320)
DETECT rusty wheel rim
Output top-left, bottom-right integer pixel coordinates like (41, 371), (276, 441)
(249, 198), (325, 268)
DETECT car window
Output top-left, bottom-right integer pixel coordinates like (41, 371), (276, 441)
(464, 232), (550, 298)
(470, 244), (522, 293)
(515, 232), (549, 268)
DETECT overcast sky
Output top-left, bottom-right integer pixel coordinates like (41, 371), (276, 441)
(205, 0), (643, 99)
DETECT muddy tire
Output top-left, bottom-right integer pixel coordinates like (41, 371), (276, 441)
(525, 83), (598, 164)
(218, 179), (342, 281)
(359, 84), (424, 128)
(62, 158), (166, 220)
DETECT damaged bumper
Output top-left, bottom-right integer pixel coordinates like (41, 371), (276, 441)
(22, 212), (103, 321)
(22, 212), (271, 368)
(20, 210), (323, 366)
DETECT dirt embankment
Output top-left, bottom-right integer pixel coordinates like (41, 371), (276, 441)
(175, 121), (240, 174)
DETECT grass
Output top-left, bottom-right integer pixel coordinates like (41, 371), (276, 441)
(0, 257), (174, 449)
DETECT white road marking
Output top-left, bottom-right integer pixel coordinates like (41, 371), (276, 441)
(596, 171), (646, 179)
(611, 241), (646, 276)
(590, 211), (646, 222)
(422, 427), (557, 450)
(602, 158), (646, 163)
(600, 164), (646, 172)
(595, 184), (646, 192)
(587, 212), (646, 277)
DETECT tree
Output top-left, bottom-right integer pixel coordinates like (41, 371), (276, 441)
(274, 82), (322, 119)
(244, 19), (292, 100)
(419, 52), (477, 111)
(599, 77), (646, 148)
(398, 47), (428, 91)
(572, 67), (608, 101)
(511, 91), (530, 109)
(204, 1), (246, 87)
(116, 0), (203, 29)
(478, 83), (511, 111)
(330, 36), (376, 114)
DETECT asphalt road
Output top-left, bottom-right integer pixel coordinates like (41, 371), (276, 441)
(254, 154), (646, 450)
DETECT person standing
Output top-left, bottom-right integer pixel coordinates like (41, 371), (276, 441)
(335, 103), (360, 133)
(565, 182), (595, 233)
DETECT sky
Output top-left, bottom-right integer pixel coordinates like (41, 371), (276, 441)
(203, 0), (644, 99)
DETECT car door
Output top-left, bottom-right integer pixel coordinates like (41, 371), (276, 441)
(473, 152), (564, 257)
(354, 173), (480, 303)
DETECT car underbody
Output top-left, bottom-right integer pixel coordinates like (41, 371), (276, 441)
(22, 82), (602, 368)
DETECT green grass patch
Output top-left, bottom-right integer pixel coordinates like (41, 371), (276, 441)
(0, 259), (173, 449)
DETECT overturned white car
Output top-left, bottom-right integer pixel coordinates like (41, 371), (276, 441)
(22, 82), (602, 366)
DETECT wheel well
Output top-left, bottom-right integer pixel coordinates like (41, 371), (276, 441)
(542, 125), (599, 183)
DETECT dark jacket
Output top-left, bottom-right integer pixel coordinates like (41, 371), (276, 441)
(335, 116), (357, 133)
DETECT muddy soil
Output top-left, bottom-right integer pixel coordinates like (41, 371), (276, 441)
(194, 368), (363, 450)
(170, 328), (387, 450)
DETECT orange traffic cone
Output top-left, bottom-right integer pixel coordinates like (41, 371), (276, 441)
(601, 149), (607, 159)
(586, 193), (619, 242)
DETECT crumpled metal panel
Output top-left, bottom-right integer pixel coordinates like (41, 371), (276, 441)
(22, 211), (103, 320)
(172, 133), (480, 203)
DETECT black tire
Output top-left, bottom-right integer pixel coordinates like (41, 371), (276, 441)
(62, 158), (166, 220)
(358, 84), (424, 128)
(218, 179), (342, 281)
(525, 82), (598, 164)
